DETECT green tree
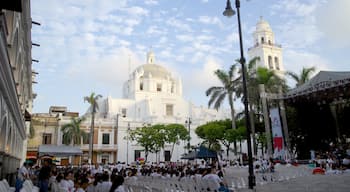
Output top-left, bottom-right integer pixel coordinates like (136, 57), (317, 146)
(129, 124), (166, 162)
(84, 92), (102, 163)
(206, 65), (240, 154)
(164, 124), (189, 160)
(195, 121), (225, 151)
(61, 117), (88, 145)
(287, 66), (316, 87)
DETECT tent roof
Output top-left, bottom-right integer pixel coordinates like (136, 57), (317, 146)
(38, 145), (83, 157)
(181, 146), (217, 159)
(285, 71), (350, 98)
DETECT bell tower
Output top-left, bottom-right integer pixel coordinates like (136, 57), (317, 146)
(248, 17), (284, 77)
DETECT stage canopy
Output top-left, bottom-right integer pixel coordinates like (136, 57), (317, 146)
(181, 146), (217, 159)
(284, 71), (350, 100)
(282, 71), (350, 158)
(38, 145), (83, 157)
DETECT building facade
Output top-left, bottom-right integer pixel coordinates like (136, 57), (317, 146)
(248, 17), (285, 77)
(0, 0), (34, 180)
(81, 51), (231, 164)
(27, 106), (80, 165)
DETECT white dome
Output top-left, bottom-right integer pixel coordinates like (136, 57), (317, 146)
(136, 64), (171, 79)
(256, 17), (272, 32)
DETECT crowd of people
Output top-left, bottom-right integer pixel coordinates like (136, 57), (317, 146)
(15, 159), (235, 192)
(13, 143), (350, 192)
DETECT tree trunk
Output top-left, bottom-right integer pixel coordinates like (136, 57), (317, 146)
(170, 143), (175, 162)
(226, 144), (230, 158)
(228, 93), (237, 155)
(249, 105), (257, 156)
(260, 84), (272, 157)
(89, 112), (95, 164)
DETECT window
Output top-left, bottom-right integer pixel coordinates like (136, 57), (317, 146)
(268, 56), (273, 69)
(164, 151), (171, 161)
(157, 83), (162, 92)
(275, 57), (280, 70)
(166, 104), (173, 116)
(140, 82), (143, 90)
(122, 108), (127, 117)
(134, 150), (142, 161)
(268, 40), (272, 45)
(171, 83), (174, 93)
(42, 133), (52, 144)
(102, 133), (110, 144)
(101, 154), (109, 164)
(261, 37), (265, 44)
(83, 135), (89, 144)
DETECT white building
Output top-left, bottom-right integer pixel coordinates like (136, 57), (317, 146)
(83, 51), (230, 163)
(248, 17), (285, 77)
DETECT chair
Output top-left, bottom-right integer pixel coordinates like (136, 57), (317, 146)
(0, 179), (15, 192)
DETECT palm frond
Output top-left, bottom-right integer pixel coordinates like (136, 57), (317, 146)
(214, 92), (227, 110)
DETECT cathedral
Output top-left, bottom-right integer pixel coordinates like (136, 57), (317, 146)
(28, 17), (286, 165)
(80, 17), (285, 164)
(83, 50), (230, 163)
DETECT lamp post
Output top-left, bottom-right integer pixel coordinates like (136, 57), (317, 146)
(223, 0), (255, 189)
(185, 118), (192, 153)
(115, 114), (119, 163)
(126, 122), (130, 165)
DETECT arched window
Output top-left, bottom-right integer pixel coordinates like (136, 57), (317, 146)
(261, 37), (265, 44)
(139, 82), (143, 90)
(268, 40), (272, 45)
(268, 56), (273, 69)
(275, 57), (280, 70)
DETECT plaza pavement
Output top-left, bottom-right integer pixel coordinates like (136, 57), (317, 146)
(238, 173), (350, 192)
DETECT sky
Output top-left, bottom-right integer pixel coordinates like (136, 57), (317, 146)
(31, 0), (350, 115)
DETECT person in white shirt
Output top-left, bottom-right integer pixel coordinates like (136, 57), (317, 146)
(202, 167), (222, 190)
(109, 175), (125, 192)
(59, 172), (74, 192)
(96, 172), (112, 192)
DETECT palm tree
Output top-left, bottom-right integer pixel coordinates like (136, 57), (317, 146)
(61, 117), (88, 145)
(287, 66), (315, 87)
(206, 65), (239, 155)
(84, 92), (102, 164)
(237, 57), (285, 156)
(206, 64), (239, 130)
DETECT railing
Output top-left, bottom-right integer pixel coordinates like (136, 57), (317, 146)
(80, 144), (118, 150)
(248, 42), (282, 51)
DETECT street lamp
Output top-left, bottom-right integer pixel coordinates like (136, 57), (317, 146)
(223, 0), (255, 189)
(115, 114), (119, 163)
(185, 118), (192, 152)
(126, 122), (130, 165)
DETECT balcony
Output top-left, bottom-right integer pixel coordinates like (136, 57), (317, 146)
(80, 144), (118, 151)
(248, 42), (282, 51)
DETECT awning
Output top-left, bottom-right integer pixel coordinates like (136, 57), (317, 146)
(181, 146), (217, 159)
(38, 145), (83, 157)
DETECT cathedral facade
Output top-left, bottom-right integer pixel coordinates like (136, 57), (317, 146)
(82, 51), (230, 164)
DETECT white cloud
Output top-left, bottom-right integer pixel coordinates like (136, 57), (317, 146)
(198, 16), (224, 28)
(315, 0), (350, 48)
(146, 26), (167, 35)
(166, 18), (192, 32)
(283, 50), (330, 74)
(182, 56), (223, 102)
(271, 0), (320, 17)
(176, 34), (193, 42)
(145, 0), (158, 5)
